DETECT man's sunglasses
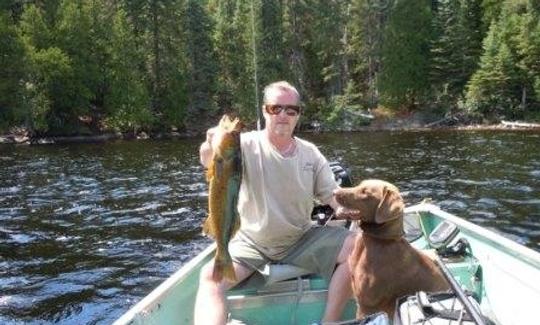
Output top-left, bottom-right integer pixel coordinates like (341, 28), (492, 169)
(264, 104), (301, 116)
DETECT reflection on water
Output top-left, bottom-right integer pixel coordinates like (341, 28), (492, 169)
(1, 130), (539, 324)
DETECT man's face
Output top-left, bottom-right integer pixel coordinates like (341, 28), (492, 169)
(263, 89), (300, 137)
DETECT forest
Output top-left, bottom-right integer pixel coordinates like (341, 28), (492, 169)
(1, 0), (539, 135)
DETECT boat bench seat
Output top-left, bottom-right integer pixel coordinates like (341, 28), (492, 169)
(261, 263), (313, 284)
(230, 262), (316, 294)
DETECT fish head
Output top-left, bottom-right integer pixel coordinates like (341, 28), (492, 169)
(215, 115), (243, 159)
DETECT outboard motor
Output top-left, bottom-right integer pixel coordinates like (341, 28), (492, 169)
(311, 161), (353, 225)
(329, 161), (353, 187)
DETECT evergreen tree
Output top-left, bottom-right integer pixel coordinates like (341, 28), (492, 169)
(259, 0), (285, 86)
(481, 0), (503, 30)
(282, 0), (310, 101)
(105, 8), (152, 134)
(210, 0), (238, 110)
(309, 0), (348, 97)
(466, 0), (538, 118)
(0, 12), (26, 130)
(466, 20), (521, 117)
(515, 1), (540, 113)
(183, 0), (218, 120)
(49, 0), (100, 133)
(19, 4), (73, 133)
(282, 0), (349, 121)
(347, 0), (392, 108)
(211, 0), (255, 119)
(120, 0), (187, 127)
(379, 0), (432, 109)
(430, 0), (484, 109)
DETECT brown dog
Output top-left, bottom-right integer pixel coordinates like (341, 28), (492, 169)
(334, 179), (449, 319)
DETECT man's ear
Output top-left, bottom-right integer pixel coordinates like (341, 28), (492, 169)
(375, 186), (404, 223)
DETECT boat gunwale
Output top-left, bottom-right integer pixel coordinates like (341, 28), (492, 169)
(406, 203), (540, 269)
(113, 243), (216, 325)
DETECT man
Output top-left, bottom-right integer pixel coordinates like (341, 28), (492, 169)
(195, 81), (355, 324)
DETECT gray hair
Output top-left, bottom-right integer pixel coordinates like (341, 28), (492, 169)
(262, 81), (301, 104)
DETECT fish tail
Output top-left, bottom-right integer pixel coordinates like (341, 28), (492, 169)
(213, 246), (236, 282)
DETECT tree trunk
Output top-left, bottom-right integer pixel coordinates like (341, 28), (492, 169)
(521, 85), (527, 111)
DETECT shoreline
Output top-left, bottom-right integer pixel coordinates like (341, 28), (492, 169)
(1, 120), (539, 145)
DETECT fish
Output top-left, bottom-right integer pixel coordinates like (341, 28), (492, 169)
(203, 114), (243, 282)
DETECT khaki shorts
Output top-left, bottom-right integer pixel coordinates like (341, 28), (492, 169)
(229, 226), (352, 281)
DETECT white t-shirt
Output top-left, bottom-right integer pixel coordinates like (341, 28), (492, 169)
(236, 130), (338, 259)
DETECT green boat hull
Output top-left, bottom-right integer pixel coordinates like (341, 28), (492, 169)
(114, 203), (540, 325)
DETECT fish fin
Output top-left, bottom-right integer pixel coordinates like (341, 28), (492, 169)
(202, 216), (216, 238)
(213, 247), (236, 282)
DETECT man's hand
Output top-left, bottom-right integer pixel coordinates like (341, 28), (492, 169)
(200, 126), (219, 168)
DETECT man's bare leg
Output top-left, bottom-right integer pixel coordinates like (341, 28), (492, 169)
(322, 234), (356, 321)
(194, 260), (254, 325)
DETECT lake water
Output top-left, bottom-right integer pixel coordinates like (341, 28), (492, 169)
(1, 130), (539, 324)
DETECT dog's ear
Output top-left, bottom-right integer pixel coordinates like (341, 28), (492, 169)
(375, 186), (404, 223)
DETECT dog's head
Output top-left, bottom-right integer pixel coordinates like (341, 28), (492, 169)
(334, 179), (404, 224)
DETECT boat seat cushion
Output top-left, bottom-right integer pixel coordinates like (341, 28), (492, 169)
(261, 263), (313, 284)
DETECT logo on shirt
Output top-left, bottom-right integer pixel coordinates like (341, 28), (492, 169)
(303, 162), (315, 172)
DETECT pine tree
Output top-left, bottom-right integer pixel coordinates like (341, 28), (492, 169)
(121, 0), (187, 127)
(466, 0), (538, 118)
(309, 0), (348, 97)
(347, 0), (391, 108)
(0, 11), (26, 130)
(50, 0), (100, 133)
(105, 8), (152, 134)
(379, 0), (432, 109)
(515, 1), (540, 113)
(259, 0), (285, 86)
(183, 0), (218, 121)
(211, 0), (255, 119)
(282, 0), (310, 101)
(430, 0), (484, 109)
(466, 21), (521, 117)
(282, 0), (350, 121)
(481, 0), (503, 30)
(18, 4), (73, 133)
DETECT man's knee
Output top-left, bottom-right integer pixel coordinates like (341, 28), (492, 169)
(198, 261), (249, 292)
(199, 262), (227, 291)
